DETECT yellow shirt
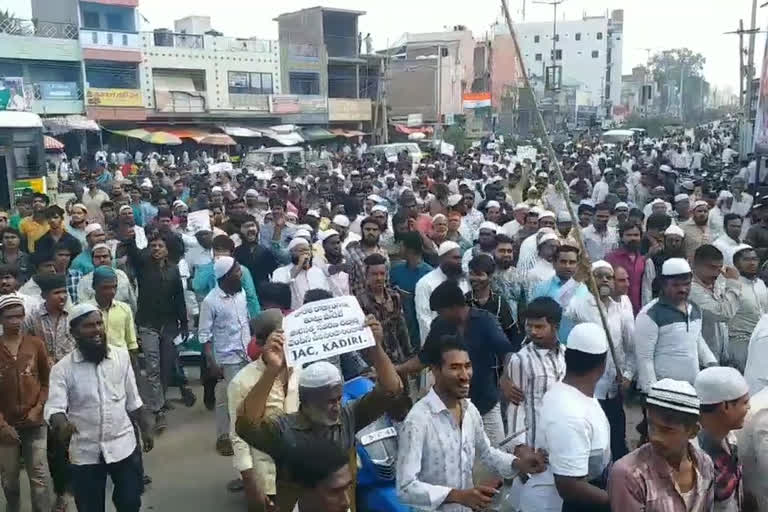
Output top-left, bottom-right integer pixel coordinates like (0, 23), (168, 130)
(227, 358), (299, 495)
(88, 299), (138, 351)
(19, 216), (49, 252)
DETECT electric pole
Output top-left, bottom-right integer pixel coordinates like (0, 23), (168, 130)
(534, 0), (564, 131)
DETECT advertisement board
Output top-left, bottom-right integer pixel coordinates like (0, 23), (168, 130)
(0, 77), (29, 111)
(86, 88), (142, 107)
(40, 82), (79, 101)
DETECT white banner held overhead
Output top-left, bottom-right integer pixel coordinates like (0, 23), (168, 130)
(479, 154), (494, 166)
(440, 141), (455, 157)
(187, 209), (211, 233)
(516, 145), (538, 161)
(283, 296), (375, 367)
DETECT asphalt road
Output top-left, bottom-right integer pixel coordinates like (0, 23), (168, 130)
(0, 373), (247, 512)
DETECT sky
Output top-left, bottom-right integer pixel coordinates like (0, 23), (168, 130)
(6, 0), (767, 93)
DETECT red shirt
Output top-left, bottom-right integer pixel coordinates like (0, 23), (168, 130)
(606, 247), (646, 316)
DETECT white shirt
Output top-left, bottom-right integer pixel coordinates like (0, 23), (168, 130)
(198, 286), (250, 365)
(565, 295), (635, 399)
(271, 264), (330, 310)
(414, 267), (470, 344)
(397, 388), (518, 511)
(581, 225), (619, 262)
(739, 387), (768, 511)
(745, 314), (768, 396)
(732, 192), (754, 218)
(45, 347), (142, 465)
(542, 382), (611, 480)
(501, 219), (523, 239)
(722, 148), (738, 165)
(592, 179), (610, 204)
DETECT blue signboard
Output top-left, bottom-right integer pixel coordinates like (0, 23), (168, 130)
(39, 82), (79, 100)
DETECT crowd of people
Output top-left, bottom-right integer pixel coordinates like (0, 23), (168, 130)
(2, 121), (768, 512)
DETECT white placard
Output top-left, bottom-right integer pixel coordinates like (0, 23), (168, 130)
(283, 296), (375, 367)
(471, 141), (482, 148)
(187, 209), (211, 233)
(386, 155), (398, 163)
(407, 113), (423, 127)
(440, 141), (455, 157)
(516, 145), (538, 161)
(208, 162), (234, 173)
(479, 155), (494, 166)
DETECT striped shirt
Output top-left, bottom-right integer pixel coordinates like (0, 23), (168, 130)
(504, 339), (565, 449)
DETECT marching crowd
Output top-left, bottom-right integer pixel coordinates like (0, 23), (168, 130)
(2, 122), (768, 512)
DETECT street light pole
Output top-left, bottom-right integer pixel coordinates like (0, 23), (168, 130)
(533, 0), (564, 131)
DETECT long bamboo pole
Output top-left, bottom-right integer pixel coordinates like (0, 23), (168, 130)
(500, 0), (621, 371)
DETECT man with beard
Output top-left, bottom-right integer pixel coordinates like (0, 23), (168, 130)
(236, 316), (401, 512)
(67, 203), (89, 249)
(531, 244), (588, 338)
(712, 213), (743, 266)
(582, 202), (618, 262)
(673, 194), (691, 224)
(501, 203), (529, 239)
(642, 224), (686, 305)
(728, 245), (768, 372)
(234, 216), (278, 289)
(200, 257), (251, 457)
(137, 180), (158, 226)
(466, 254), (521, 350)
(45, 303), (154, 512)
(70, 223), (106, 275)
(344, 216), (389, 298)
(271, 237), (330, 310)
(390, 232), (433, 350)
(19, 193), (50, 253)
(688, 245), (741, 365)
(414, 241), (469, 346)
(565, 261), (635, 461)
(682, 201), (712, 261)
(77, 243), (137, 313)
(461, 221), (499, 272)
(317, 230), (350, 297)
(606, 223), (646, 315)
(127, 232), (192, 431)
(522, 230), (561, 301)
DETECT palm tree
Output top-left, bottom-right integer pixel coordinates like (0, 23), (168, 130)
(0, 9), (26, 35)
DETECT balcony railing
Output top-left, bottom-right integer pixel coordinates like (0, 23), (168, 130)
(152, 32), (204, 49)
(80, 29), (140, 50)
(0, 18), (78, 39)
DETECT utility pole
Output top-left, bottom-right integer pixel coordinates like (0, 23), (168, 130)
(745, 0), (758, 124)
(534, 0), (564, 131)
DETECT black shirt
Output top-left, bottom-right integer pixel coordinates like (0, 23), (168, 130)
(233, 242), (279, 288)
(34, 231), (82, 259)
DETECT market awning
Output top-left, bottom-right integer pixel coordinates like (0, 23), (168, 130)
(43, 115), (100, 135)
(330, 128), (366, 138)
(301, 126), (336, 141)
(110, 128), (151, 140)
(142, 131), (182, 145)
(197, 133), (236, 146)
(257, 125), (304, 146)
(394, 124), (434, 135)
(219, 126), (263, 138)
(44, 135), (64, 150)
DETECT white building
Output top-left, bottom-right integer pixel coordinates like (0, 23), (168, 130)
(495, 9), (623, 119)
(139, 16), (282, 121)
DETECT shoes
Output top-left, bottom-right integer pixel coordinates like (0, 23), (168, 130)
(226, 478), (244, 492)
(181, 387), (197, 408)
(216, 436), (234, 456)
(203, 382), (215, 411)
(154, 411), (168, 433)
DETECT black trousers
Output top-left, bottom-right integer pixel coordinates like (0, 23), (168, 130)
(70, 449), (143, 512)
(599, 394), (628, 461)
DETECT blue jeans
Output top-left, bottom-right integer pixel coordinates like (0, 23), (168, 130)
(70, 449), (143, 512)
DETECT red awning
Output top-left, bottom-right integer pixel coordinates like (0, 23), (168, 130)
(394, 124), (434, 135)
(44, 135), (64, 150)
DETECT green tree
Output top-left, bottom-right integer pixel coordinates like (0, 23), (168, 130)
(649, 48), (706, 116)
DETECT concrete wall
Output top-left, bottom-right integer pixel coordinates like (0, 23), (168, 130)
(139, 32), (281, 112)
(277, 9), (328, 97)
(0, 34), (81, 62)
(490, 35), (521, 110)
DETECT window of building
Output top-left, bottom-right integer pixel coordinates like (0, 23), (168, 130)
(106, 13), (127, 31)
(575, 32), (581, 41)
(555, 49), (562, 60)
(592, 50), (599, 58)
(534, 35), (540, 43)
(535, 53), (542, 61)
(597, 32), (603, 40)
(289, 72), (320, 95)
(228, 72), (273, 95)
(82, 11), (99, 29)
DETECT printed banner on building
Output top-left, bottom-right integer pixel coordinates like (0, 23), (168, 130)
(86, 88), (142, 107)
(462, 92), (491, 109)
(0, 77), (29, 111)
(40, 82), (79, 101)
(283, 296), (375, 367)
(270, 95), (328, 115)
(13, 177), (46, 200)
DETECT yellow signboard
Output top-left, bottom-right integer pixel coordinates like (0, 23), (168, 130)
(86, 88), (142, 107)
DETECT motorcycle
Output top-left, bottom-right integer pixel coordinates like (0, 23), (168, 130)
(343, 377), (411, 512)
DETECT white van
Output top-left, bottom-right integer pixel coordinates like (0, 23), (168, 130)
(368, 143), (423, 164)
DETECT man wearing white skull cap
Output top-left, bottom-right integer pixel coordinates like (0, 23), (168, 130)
(235, 310), (402, 512)
(694, 366), (751, 512)
(538, 323), (612, 512)
(635, 257), (717, 394)
(271, 237), (330, 310)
